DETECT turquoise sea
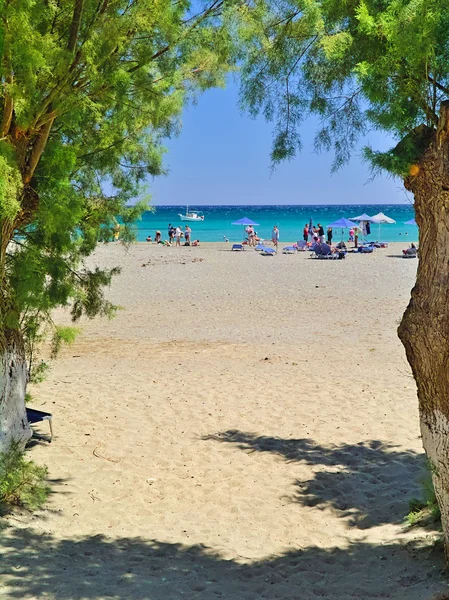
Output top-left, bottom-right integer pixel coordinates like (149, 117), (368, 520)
(135, 204), (417, 243)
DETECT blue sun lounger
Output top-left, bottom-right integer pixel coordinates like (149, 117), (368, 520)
(260, 246), (276, 256)
(232, 244), (244, 251)
(26, 407), (53, 442)
(282, 246), (297, 254)
(311, 243), (341, 259)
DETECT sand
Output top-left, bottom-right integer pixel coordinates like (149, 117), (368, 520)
(1, 241), (447, 599)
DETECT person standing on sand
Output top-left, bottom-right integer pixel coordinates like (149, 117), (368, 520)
(175, 226), (182, 247)
(185, 225), (191, 245)
(272, 225), (279, 250)
(303, 224), (309, 242)
(327, 227), (333, 245)
(317, 223), (325, 243)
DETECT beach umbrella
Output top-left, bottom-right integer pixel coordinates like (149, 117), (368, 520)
(327, 217), (357, 241)
(350, 213), (374, 239)
(350, 213), (374, 222)
(231, 217), (260, 226)
(327, 217), (357, 229)
(405, 218), (417, 225)
(371, 212), (396, 241)
(232, 217), (260, 241)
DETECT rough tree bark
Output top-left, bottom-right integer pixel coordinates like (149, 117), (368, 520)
(0, 331), (32, 453)
(398, 99), (449, 556)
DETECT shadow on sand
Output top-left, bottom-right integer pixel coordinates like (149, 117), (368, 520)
(0, 527), (445, 599)
(202, 431), (427, 530)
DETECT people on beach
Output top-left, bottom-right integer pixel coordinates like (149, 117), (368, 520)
(185, 225), (191, 245)
(155, 231), (161, 243)
(348, 228), (355, 242)
(245, 225), (256, 246)
(403, 243), (418, 258)
(146, 235), (153, 242)
(303, 224), (309, 242)
(327, 227), (333, 245)
(317, 223), (325, 243)
(175, 226), (182, 247)
(272, 225), (279, 249)
(192, 239), (200, 246)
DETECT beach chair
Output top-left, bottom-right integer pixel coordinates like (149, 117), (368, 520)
(232, 244), (244, 251)
(26, 407), (53, 442)
(254, 244), (265, 251)
(260, 247), (276, 256)
(282, 246), (297, 254)
(402, 247), (418, 258)
(296, 240), (307, 251)
(311, 244), (339, 259)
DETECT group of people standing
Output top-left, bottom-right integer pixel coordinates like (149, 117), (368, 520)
(245, 224), (280, 248)
(303, 223), (333, 245)
(146, 224), (199, 246)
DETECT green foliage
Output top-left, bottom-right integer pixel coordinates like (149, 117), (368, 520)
(406, 468), (441, 528)
(0, 443), (49, 512)
(237, 0), (449, 171)
(50, 326), (80, 359)
(0, 0), (239, 353)
(29, 361), (50, 385)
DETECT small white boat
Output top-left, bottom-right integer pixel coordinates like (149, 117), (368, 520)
(178, 207), (205, 222)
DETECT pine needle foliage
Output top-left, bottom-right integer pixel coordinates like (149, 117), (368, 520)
(237, 0), (449, 173)
(0, 443), (49, 512)
(0, 0), (238, 353)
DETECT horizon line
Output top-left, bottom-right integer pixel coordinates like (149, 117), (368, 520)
(148, 202), (413, 208)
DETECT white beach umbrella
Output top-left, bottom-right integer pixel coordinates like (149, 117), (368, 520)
(370, 212), (396, 241)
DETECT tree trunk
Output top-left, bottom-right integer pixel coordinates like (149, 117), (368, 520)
(0, 331), (32, 453)
(398, 100), (449, 558)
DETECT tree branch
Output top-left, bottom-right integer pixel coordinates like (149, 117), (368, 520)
(24, 117), (55, 184)
(67, 0), (84, 53)
(428, 75), (449, 97)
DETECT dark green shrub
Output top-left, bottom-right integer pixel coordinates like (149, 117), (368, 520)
(406, 468), (440, 528)
(0, 443), (49, 512)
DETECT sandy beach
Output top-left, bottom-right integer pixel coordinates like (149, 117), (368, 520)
(2, 241), (446, 599)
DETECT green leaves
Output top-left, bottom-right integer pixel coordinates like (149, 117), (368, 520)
(0, 0), (237, 357)
(238, 0), (449, 172)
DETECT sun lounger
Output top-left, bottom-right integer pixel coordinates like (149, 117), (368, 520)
(232, 244), (244, 251)
(260, 247), (276, 256)
(403, 247), (418, 258)
(311, 244), (341, 259)
(296, 240), (307, 251)
(282, 246), (297, 254)
(356, 246), (374, 253)
(254, 244), (265, 251)
(26, 407), (53, 442)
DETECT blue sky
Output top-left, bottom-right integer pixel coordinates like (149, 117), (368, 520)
(150, 81), (412, 206)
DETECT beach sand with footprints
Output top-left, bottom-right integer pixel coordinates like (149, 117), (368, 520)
(2, 242), (447, 599)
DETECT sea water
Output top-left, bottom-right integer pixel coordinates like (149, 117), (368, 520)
(133, 204), (417, 243)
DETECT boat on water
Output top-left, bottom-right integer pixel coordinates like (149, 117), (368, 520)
(178, 207), (205, 222)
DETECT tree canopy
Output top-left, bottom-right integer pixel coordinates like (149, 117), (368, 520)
(0, 0), (237, 362)
(237, 0), (449, 173)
